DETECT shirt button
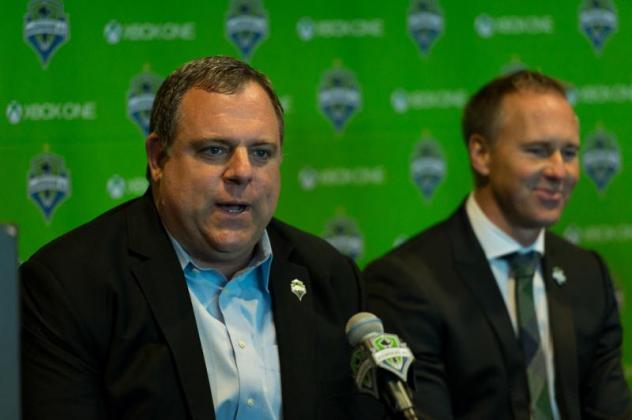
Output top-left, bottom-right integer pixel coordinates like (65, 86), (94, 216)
(238, 340), (246, 349)
(247, 398), (255, 407)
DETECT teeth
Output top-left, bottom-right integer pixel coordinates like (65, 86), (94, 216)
(220, 204), (246, 214)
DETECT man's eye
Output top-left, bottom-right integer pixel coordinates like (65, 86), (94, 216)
(251, 148), (272, 160)
(562, 147), (578, 161)
(203, 145), (226, 156)
(525, 145), (548, 157)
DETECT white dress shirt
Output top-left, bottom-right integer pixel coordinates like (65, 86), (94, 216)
(465, 194), (560, 420)
(168, 231), (282, 420)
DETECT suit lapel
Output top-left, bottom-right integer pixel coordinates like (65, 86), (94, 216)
(268, 226), (317, 420)
(449, 206), (524, 368)
(127, 194), (215, 420)
(542, 236), (579, 420)
(446, 205), (534, 420)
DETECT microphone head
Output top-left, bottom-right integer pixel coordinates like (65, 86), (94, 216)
(345, 312), (384, 347)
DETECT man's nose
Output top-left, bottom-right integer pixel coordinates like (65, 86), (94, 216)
(542, 151), (566, 179)
(223, 148), (253, 184)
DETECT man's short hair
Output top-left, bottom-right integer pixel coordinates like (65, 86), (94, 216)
(461, 70), (567, 146)
(149, 56), (284, 151)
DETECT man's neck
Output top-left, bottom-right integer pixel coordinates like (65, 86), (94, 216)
(190, 248), (254, 279)
(163, 224), (256, 280)
(473, 189), (541, 247)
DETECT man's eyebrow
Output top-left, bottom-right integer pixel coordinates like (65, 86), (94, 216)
(188, 137), (279, 148)
(523, 137), (579, 145)
(250, 140), (279, 148)
(188, 138), (234, 147)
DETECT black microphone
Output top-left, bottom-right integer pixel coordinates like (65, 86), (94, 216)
(346, 312), (419, 420)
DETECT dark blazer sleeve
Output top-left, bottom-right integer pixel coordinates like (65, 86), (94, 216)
(364, 254), (453, 420)
(21, 257), (108, 420)
(579, 252), (632, 419)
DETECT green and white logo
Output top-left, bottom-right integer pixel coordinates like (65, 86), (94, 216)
(6, 101), (23, 125)
(411, 136), (446, 200)
(323, 214), (363, 261)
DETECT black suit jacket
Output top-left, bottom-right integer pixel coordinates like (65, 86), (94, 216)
(21, 192), (364, 420)
(364, 204), (631, 420)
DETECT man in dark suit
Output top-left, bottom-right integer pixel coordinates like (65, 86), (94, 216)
(364, 71), (631, 419)
(21, 56), (363, 419)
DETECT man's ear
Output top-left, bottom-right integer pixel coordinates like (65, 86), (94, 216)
(146, 133), (166, 182)
(468, 133), (491, 178)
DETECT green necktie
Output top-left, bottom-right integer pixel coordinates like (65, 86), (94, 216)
(505, 251), (554, 420)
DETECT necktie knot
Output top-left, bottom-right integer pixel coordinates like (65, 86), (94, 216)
(504, 251), (539, 280)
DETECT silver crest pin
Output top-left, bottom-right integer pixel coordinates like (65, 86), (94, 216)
(552, 267), (567, 286)
(290, 278), (306, 301)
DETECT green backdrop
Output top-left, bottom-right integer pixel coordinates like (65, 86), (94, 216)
(2, 0), (631, 384)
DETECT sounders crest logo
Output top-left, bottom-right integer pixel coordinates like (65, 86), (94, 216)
(579, 0), (618, 54)
(410, 136), (446, 200)
(27, 150), (71, 222)
(408, 0), (444, 56)
(225, 0), (268, 60)
(323, 215), (364, 261)
(318, 65), (362, 132)
(127, 70), (162, 136)
(23, 0), (70, 68)
(582, 126), (621, 192)
(500, 56), (527, 75)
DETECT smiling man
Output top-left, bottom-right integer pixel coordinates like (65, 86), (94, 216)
(364, 71), (631, 419)
(21, 56), (364, 420)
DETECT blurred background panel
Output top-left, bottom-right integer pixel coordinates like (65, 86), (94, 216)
(2, 0), (631, 385)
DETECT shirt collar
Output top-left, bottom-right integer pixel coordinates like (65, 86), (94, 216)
(465, 193), (545, 260)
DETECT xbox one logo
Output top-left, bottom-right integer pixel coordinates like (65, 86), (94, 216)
(475, 14), (494, 38)
(297, 17), (315, 41)
(299, 167), (318, 190)
(104, 20), (123, 44)
(107, 174), (126, 199)
(6, 101), (23, 125)
(391, 89), (408, 113)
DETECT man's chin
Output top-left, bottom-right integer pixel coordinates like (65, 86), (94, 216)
(207, 229), (258, 253)
(525, 211), (562, 229)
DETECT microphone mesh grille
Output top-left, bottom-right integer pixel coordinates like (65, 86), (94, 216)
(345, 312), (384, 347)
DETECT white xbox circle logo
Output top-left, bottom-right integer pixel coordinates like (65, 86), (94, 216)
(107, 174), (126, 199)
(104, 20), (123, 44)
(299, 167), (318, 190)
(391, 90), (408, 113)
(297, 17), (315, 41)
(6, 101), (23, 125)
(475, 14), (494, 38)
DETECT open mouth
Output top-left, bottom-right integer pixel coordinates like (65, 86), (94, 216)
(217, 203), (249, 214)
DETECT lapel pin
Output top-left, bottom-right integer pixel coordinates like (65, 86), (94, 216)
(552, 267), (567, 286)
(290, 278), (307, 302)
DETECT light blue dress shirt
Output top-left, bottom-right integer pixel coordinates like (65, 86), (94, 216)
(466, 194), (560, 420)
(169, 231), (282, 420)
